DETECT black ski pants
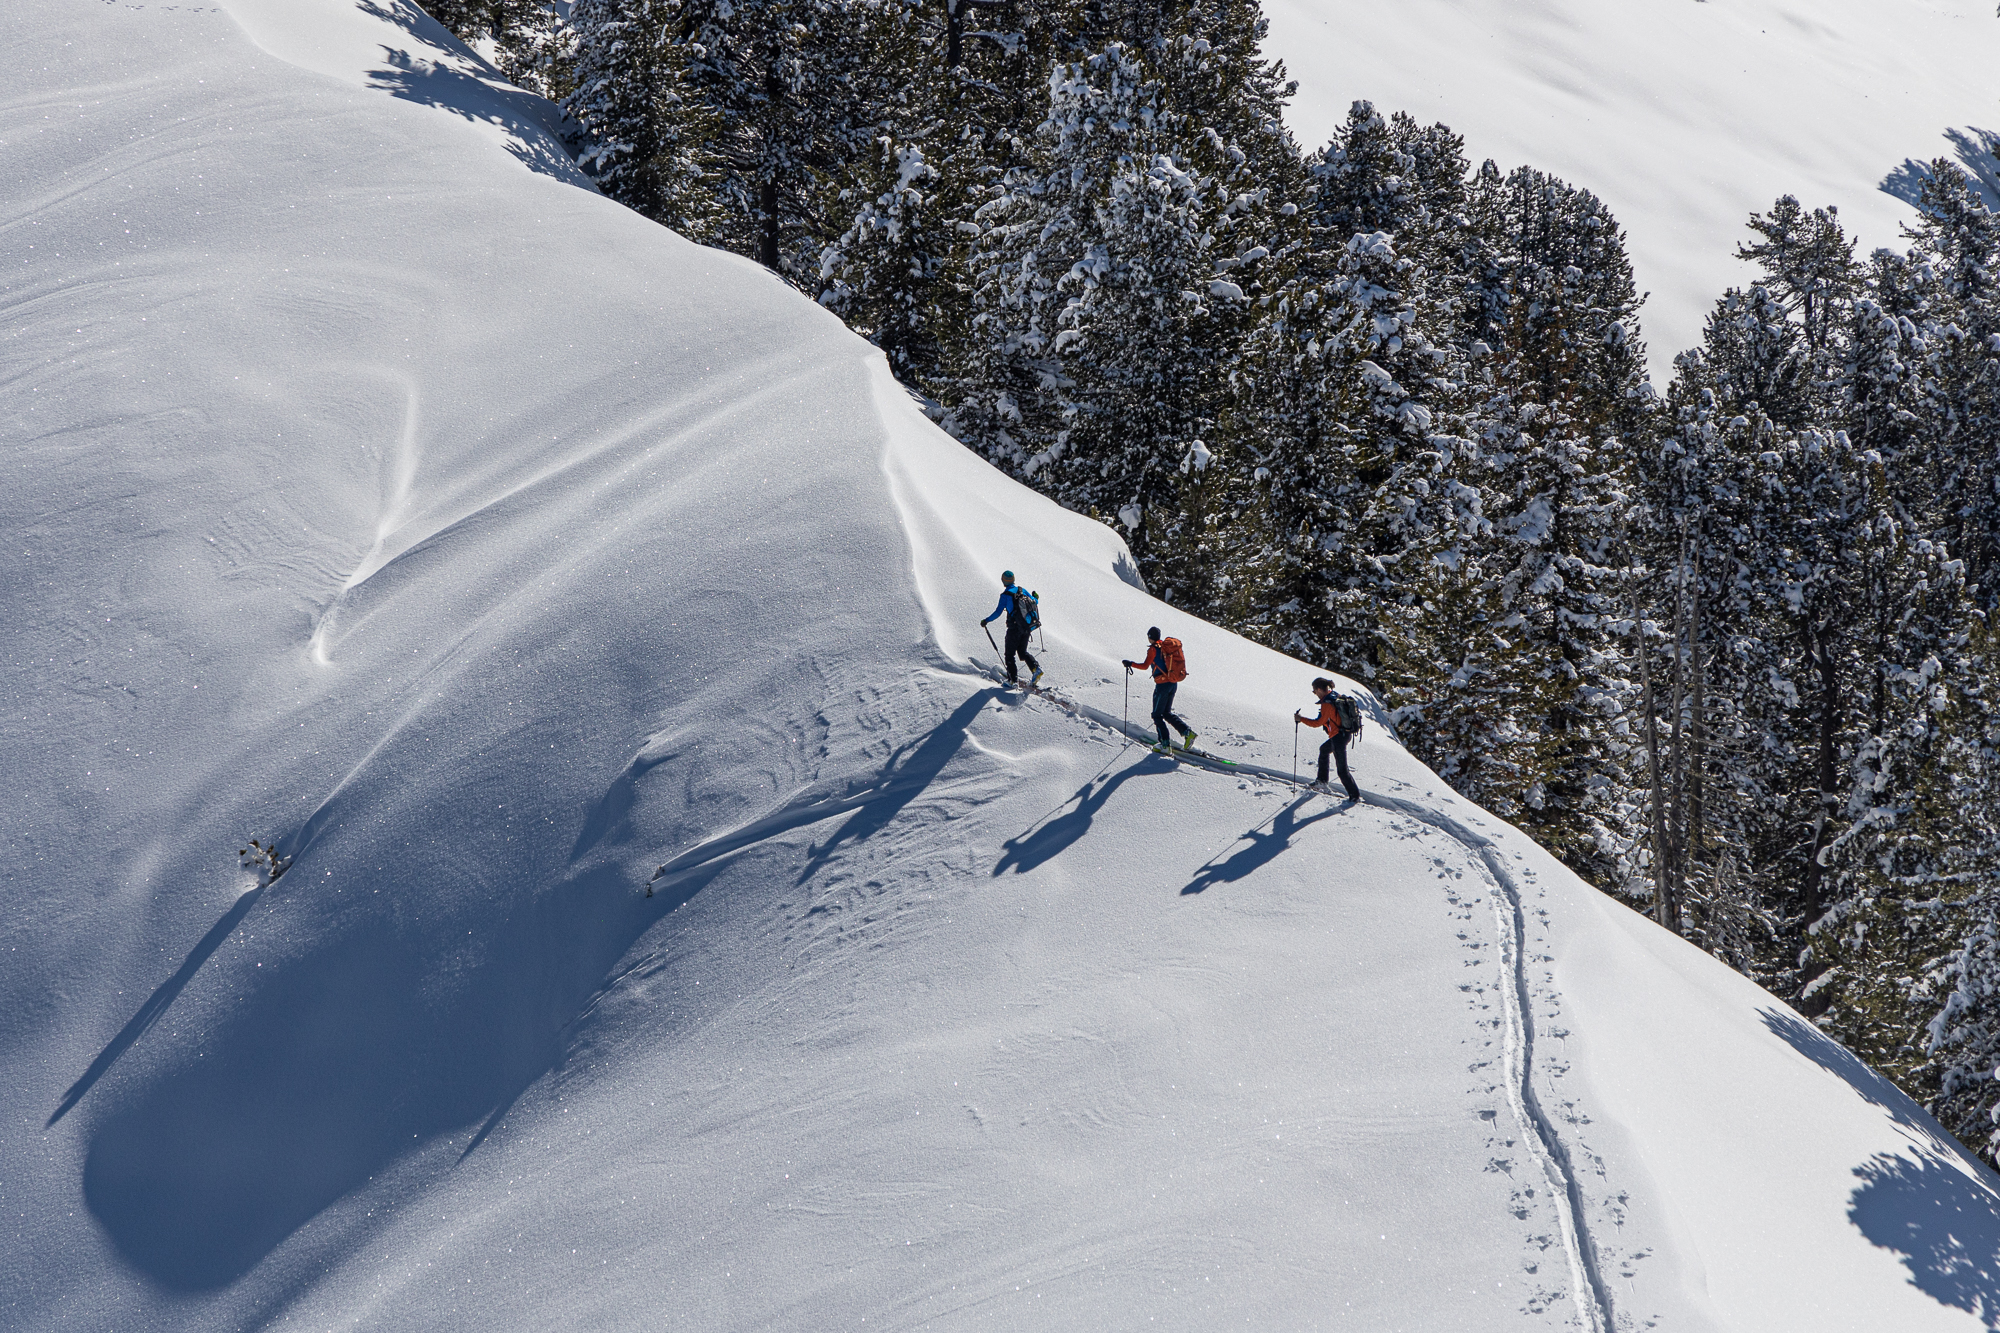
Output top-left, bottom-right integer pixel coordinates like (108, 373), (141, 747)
(1151, 680), (1192, 747)
(1318, 731), (1359, 800)
(1004, 622), (1040, 683)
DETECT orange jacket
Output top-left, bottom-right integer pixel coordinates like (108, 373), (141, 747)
(1129, 640), (1185, 682)
(1302, 697), (1341, 737)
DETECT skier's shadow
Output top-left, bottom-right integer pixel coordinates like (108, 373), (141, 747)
(1180, 795), (1345, 895)
(994, 750), (1178, 876)
(46, 884), (268, 1129)
(796, 688), (997, 882)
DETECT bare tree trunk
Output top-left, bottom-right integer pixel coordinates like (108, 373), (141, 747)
(1665, 527), (1689, 930)
(758, 59), (783, 272)
(1800, 618), (1840, 926)
(1686, 544), (1708, 938)
(1631, 592), (1673, 932)
(758, 178), (780, 270)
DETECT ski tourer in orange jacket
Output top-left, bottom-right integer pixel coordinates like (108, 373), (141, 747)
(1295, 677), (1359, 800)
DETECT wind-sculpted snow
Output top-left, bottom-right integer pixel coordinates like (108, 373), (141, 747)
(7, 1), (2000, 1329)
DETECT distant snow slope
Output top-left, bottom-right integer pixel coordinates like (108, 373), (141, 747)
(7, 2), (2000, 1330)
(1262, 0), (2000, 371)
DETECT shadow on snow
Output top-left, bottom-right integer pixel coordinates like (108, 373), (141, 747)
(992, 749), (1177, 877)
(1850, 1150), (2000, 1329)
(1180, 795), (1345, 895)
(1760, 1008), (2000, 1326)
(65, 686), (996, 1291)
(357, 1), (593, 187)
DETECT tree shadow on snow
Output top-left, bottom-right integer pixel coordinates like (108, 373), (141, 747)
(1849, 1150), (2000, 1329)
(1760, 1008), (2000, 1325)
(992, 750), (1178, 877)
(356, 2), (592, 187)
(1757, 1007), (1934, 1138)
(1180, 795), (1343, 895)
(1879, 128), (2000, 210)
(67, 690), (996, 1291)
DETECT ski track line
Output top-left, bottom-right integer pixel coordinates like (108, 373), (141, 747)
(1363, 793), (1616, 1333)
(982, 665), (1616, 1332)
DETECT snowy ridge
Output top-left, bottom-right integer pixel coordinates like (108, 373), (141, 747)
(8, 1), (2000, 1329)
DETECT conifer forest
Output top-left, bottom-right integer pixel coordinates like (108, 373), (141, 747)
(435, 0), (2000, 1162)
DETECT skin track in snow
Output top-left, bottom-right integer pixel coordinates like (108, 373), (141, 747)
(997, 661), (1615, 1328)
(11, 1), (2000, 1329)
(1375, 793), (1619, 1333)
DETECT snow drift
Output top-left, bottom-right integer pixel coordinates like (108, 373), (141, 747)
(6, 1), (2000, 1329)
(1262, 0), (2000, 371)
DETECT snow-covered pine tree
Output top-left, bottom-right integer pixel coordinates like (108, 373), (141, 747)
(1638, 347), (1791, 965)
(1684, 199), (2000, 1067)
(1308, 101), (1466, 269)
(565, 0), (714, 227)
(818, 0), (1091, 398)
(955, 46), (1211, 581)
(1925, 610), (2000, 1165)
(1141, 0), (1299, 610)
(654, 0), (902, 282)
(1906, 163), (2000, 608)
(423, 0), (545, 49)
(1788, 233), (2000, 1097)
(1237, 238), (1467, 674)
(948, 22), (1291, 611)
(1227, 101), (1465, 672)
(819, 136), (952, 381)
(1732, 195), (1858, 417)
(1803, 484), (1988, 1087)
(1430, 164), (1655, 884)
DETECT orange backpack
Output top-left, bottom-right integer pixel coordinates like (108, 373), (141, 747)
(1158, 637), (1188, 683)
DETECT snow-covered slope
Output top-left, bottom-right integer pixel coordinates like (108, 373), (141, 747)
(7, 2), (2000, 1329)
(1262, 0), (2000, 370)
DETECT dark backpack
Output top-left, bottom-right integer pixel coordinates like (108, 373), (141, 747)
(1009, 588), (1041, 631)
(1334, 694), (1363, 740)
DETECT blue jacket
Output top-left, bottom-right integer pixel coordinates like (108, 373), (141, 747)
(982, 588), (1032, 627)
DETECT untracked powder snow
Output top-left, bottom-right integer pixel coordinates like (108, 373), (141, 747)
(1263, 0), (2000, 374)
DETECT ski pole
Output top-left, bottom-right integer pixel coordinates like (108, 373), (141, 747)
(983, 623), (998, 658)
(1293, 719), (1300, 790)
(1123, 666), (1131, 739)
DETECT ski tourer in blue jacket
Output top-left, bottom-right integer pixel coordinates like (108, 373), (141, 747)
(980, 570), (1042, 687)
